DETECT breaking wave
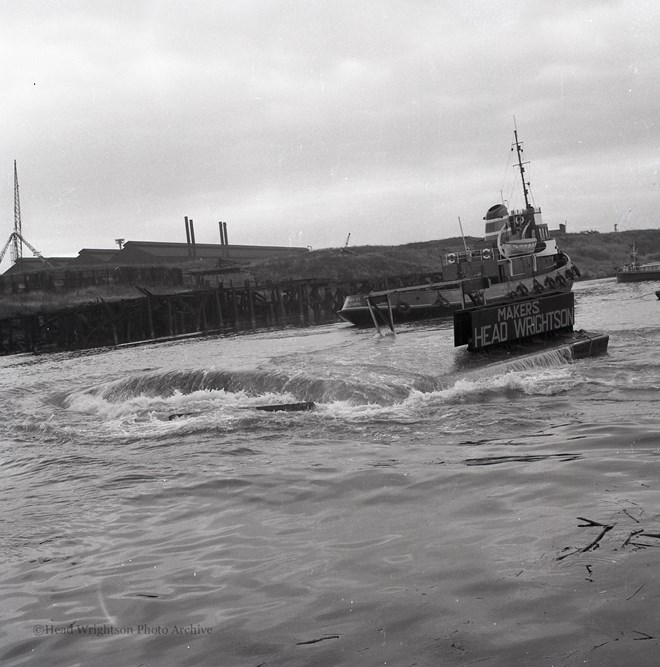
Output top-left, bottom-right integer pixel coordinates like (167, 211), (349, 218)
(58, 346), (577, 425)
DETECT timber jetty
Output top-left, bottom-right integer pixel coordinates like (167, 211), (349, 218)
(0, 272), (440, 355)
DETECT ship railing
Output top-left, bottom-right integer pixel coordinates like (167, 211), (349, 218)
(443, 247), (502, 265)
(365, 280), (467, 335)
(369, 280), (464, 299)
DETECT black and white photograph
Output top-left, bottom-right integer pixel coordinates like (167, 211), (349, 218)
(2, 1), (660, 665)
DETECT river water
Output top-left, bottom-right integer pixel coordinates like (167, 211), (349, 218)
(2, 277), (660, 666)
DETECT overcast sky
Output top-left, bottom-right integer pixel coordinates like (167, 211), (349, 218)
(1, 0), (658, 268)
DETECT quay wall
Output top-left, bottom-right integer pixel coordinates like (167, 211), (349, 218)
(0, 273), (440, 355)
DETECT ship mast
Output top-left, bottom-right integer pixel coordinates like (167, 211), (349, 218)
(513, 126), (531, 210)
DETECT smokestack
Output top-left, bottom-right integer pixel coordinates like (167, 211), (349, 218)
(223, 222), (229, 258)
(185, 216), (191, 257)
(219, 221), (225, 246)
(189, 218), (196, 258)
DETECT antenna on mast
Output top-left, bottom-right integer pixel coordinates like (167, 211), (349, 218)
(512, 118), (531, 210)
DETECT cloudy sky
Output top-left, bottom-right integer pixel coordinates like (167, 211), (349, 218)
(1, 0), (658, 268)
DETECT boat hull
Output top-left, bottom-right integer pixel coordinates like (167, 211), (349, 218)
(616, 270), (660, 283)
(338, 263), (577, 327)
(338, 298), (459, 327)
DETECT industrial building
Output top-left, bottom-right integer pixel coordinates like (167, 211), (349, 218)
(109, 240), (308, 265)
(1, 163), (309, 280)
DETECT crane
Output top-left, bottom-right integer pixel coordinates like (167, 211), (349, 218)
(0, 161), (53, 270)
(340, 232), (355, 255)
(0, 231), (52, 267)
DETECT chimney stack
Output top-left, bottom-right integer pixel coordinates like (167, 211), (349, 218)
(185, 217), (191, 257)
(189, 218), (196, 258)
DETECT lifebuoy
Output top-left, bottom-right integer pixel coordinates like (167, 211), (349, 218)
(397, 302), (411, 316)
(555, 274), (567, 287)
(446, 253), (456, 264)
(544, 276), (556, 289)
(514, 215), (524, 225)
(517, 283), (529, 296)
(482, 248), (492, 260)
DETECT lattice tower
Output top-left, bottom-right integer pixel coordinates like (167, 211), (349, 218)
(11, 160), (23, 264)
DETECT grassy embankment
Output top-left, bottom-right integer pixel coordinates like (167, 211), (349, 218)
(1, 229), (658, 319)
(251, 229), (660, 282)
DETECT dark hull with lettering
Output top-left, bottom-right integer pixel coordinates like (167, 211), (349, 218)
(616, 269), (660, 282)
(338, 263), (576, 327)
(454, 292), (576, 351)
(338, 297), (460, 327)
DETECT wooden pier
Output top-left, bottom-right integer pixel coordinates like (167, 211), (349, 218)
(0, 269), (449, 355)
(0, 277), (383, 354)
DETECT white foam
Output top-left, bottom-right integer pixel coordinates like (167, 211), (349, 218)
(63, 386), (299, 422)
(60, 345), (578, 429)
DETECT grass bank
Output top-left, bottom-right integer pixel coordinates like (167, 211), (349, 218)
(1, 229), (658, 318)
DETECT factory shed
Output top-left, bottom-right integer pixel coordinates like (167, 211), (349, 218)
(68, 249), (119, 267)
(111, 241), (309, 266)
(2, 257), (73, 275)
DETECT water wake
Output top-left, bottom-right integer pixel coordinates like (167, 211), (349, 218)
(58, 344), (578, 428)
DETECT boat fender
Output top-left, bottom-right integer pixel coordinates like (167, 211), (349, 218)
(532, 279), (544, 292)
(446, 253), (457, 264)
(397, 302), (411, 316)
(572, 265), (581, 277)
(564, 268), (574, 280)
(544, 276), (556, 289)
(555, 273), (567, 287)
(469, 291), (484, 306)
(508, 291), (518, 300)
(517, 283), (529, 296)
(482, 248), (492, 260)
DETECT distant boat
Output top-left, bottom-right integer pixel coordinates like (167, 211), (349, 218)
(616, 244), (660, 282)
(338, 129), (579, 327)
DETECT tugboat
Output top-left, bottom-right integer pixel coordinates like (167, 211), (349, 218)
(338, 129), (580, 327)
(616, 244), (660, 282)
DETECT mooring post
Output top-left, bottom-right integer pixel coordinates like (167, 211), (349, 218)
(110, 313), (119, 346)
(277, 284), (286, 324)
(297, 285), (305, 325)
(268, 287), (276, 325)
(201, 297), (208, 331)
(231, 283), (239, 329)
(167, 297), (174, 336)
(145, 297), (155, 339)
(215, 287), (224, 329)
(246, 280), (256, 329)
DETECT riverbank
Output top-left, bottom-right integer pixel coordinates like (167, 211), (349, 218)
(1, 228), (658, 320)
(250, 229), (660, 284)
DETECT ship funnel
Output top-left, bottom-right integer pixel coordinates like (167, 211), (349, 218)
(485, 204), (508, 220)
